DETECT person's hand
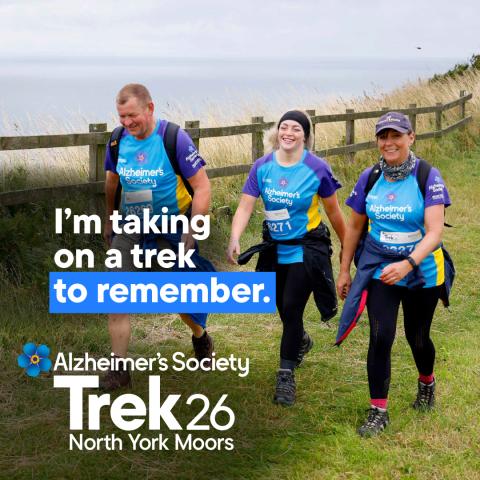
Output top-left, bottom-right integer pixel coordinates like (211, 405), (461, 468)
(379, 260), (412, 285)
(336, 271), (352, 300)
(181, 232), (196, 251)
(226, 238), (240, 265)
(103, 221), (113, 247)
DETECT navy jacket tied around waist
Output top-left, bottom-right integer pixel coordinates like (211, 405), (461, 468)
(335, 234), (454, 345)
(238, 222), (338, 322)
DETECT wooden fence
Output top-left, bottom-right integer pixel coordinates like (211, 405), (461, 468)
(0, 90), (472, 206)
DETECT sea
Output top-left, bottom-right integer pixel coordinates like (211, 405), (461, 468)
(0, 56), (460, 134)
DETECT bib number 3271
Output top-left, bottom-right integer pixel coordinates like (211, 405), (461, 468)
(264, 208), (292, 236)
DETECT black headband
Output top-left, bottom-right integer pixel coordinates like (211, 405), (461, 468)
(277, 110), (311, 140)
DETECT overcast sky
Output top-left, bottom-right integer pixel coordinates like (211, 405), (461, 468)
(0, 0), (478, 60)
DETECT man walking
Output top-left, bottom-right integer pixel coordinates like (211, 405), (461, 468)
(102, 83), (214, 390)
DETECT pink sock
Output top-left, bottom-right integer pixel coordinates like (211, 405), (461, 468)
(370, 398), (388, 410)
(419, 373), (435, 384)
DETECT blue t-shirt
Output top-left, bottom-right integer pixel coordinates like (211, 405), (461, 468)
(104, 120), (205, 216)
(242, 150), (341, 263)
(346, 159), (451, 287)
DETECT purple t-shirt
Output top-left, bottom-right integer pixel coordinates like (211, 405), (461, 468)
(104, 119), (205, 215)
(346, 158), (451, 287)
(346, 160), (451, 214)
(243, 150), (341, 263)
(105, 119), (205, 178)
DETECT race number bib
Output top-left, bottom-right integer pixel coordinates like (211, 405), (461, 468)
(264, 208), (292, 236)
(379, 230), (422, 254)
(123, 190), (153, 216)
(380, 230), (422, 244)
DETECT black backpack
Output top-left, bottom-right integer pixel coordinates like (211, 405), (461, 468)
(364, 158), (451, 225)
(108, 122), (194, 209)
(354, 158), (452, 266)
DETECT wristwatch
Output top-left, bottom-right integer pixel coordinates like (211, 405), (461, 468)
(406, 256), (418, 269)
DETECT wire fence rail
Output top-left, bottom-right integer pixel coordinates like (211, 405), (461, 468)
(0, 90), (472, 206)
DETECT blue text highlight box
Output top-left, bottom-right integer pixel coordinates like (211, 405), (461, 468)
(49, 272), (276, 314)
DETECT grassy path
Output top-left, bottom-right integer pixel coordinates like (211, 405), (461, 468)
(0, 135), (479, 479)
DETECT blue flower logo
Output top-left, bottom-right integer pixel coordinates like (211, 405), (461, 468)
(17, 343), (52, 377)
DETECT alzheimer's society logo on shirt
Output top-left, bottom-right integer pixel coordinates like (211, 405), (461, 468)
(386, 193), (396, 202)
(136, 152), (147, 163)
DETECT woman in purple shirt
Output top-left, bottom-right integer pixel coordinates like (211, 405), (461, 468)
(337, 112), (451, 437)
(227, 110), (346, 406)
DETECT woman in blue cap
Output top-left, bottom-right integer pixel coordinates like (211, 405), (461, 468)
(227, 110), (346, 406)
(336, 111), (452, 436)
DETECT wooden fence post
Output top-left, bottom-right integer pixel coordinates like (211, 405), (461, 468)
(459, 90), (466, 119)
(306, 109), (316, 149)
(435, 103), (443, 132)
(251, 116), (264, 162)
(185, 120), (200, 150)
(408, 103), (417, 133)
(88, 123), (107, 182)
(0, 94), (473, 208)
(345, 109), (355, 162)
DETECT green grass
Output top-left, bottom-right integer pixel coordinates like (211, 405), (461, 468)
(0, 130), (479, 479)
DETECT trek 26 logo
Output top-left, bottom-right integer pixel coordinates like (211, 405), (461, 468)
(16, 343), (239, 451)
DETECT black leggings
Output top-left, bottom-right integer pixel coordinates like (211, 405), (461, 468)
(366, 280), (440, 399)
(276, 262), (313, 365)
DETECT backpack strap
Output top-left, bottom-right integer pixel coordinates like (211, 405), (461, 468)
(364, 157), (451, 227)
(415, 158), (452, 228)
(415, 158), (432, 199)
(108, 126), (125, 169)
(364, 162), (382, 196)
(108, 126), (125, 210)
(108, 122), (194, 211)
(365, 158), (431, 198)
(163, 122), (194, 198)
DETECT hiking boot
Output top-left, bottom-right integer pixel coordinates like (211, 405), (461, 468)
(273, 369), (296, 406)
(192, 331), (214, 366)
(358, 407), (389, 437)
(413, 380), (435, 410)
(296, 331), (314, 367)
(99, 368), (131, 392)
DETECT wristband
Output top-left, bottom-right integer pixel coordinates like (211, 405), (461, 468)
(406, 256), (418, 269)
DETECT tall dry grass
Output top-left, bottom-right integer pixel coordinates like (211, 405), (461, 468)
(1, 70), (479, 191)
(0, 111), (93, 191)
(204, 69), (480, 168)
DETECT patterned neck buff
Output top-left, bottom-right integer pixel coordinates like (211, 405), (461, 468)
(380, 151), (416, 181)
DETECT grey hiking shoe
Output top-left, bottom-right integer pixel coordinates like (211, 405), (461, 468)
(296, 331), (314, 367)
(413, 380), (435, 410)
(358, 407), (389, 437)
(192, 331), (214, 366)
(273, 369), (296, 406)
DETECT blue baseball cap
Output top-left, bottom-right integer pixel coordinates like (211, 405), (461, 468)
(375, 111), (412, 135)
